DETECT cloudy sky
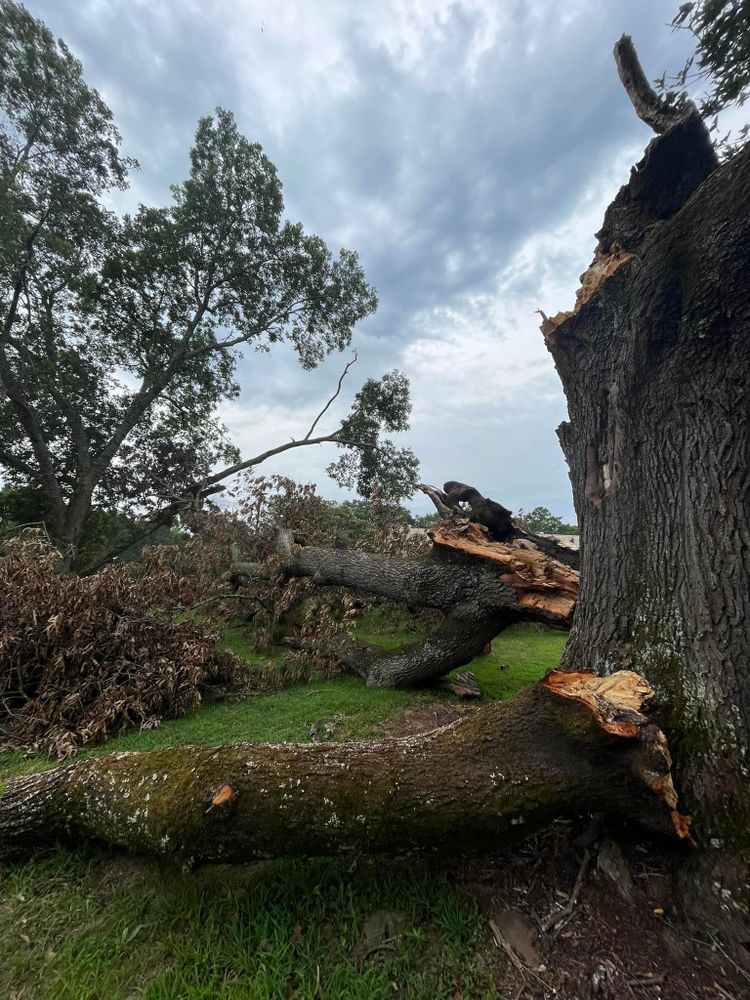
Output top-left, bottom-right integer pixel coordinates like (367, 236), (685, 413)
(28, 0), (708, 519)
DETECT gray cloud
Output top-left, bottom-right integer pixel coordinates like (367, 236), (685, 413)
(26, 0), (700, 520)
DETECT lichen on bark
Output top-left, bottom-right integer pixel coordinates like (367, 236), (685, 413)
(0, 672), (686, 863)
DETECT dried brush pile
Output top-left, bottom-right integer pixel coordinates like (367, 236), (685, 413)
(0, 537), (248, 756)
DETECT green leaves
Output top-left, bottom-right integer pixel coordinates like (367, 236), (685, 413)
(662, 1), (750, 152)
(0, 3), (409, 560)
(0, 0), (133, 196)
(328, 372), (419, 499)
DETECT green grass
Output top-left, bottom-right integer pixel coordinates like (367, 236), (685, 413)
(354, 609), (566, 699)
(0, 616), (567, 998)
(0, 847), (498, 1000)
(464, 623), (568, 699)
(0, 678), (442, 787)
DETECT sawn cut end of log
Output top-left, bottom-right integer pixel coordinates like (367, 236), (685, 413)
(0, 669), (689, 862)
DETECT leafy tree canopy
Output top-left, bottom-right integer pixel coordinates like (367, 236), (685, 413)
(0, 1), (416, 565)
(515, 506), (579, 535)
(661, 1), (750, 148)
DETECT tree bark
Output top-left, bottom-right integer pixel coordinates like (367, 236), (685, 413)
(543, 52), (749, 930)
(0, 670), (688, 862)
(274, 522), (578, 687)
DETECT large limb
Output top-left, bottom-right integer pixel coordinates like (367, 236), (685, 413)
(0, 671), (689, 862)
(418, 482), (579, 569)
(594, 37), (717, 255)
(274, 523), (578, 688)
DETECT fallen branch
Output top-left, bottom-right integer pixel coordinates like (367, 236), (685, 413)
(272, 520), (578, 687)
(0, 670), (689, 862)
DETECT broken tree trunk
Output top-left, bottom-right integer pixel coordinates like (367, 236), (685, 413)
(543, 38), (749, 935)
(273, 518), (578, 688)
(0, 670), (688, 862)
(417, 481), (579, 568)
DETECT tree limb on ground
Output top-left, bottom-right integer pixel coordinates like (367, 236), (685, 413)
(0, 669), (689, 862)
(272, 515), (578, 688)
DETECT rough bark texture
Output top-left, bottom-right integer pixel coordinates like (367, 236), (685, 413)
(544, 93), (750, 929)
(275, 523), (578, 688)
(0, 671), (686, 862)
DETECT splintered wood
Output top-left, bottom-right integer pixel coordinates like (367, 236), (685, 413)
(428, 519), (579, 624)
(542, 669), (692, 841)
(543, 669), (653, 725)
(538, 243), (633, 339)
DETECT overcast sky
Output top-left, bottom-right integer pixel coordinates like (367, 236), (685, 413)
(27, 0), (705, 519)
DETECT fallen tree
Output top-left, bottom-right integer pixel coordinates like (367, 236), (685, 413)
(0, 669), (688, 862)
(269, 506), (578, 689)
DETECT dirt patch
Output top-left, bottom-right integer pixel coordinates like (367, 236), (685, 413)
(454, 823), (744, 999)
(376, 703), (745, 998)
(371, 701), (478, 739)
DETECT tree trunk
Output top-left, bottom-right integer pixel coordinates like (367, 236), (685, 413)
(0, 670), (687, 862)
(544, 43), (749, 929)
(274, 523), (577, 687)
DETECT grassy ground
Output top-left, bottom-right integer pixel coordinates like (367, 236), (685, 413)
(0, 617), (567, 999)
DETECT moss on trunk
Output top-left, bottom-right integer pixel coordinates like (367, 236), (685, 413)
(1, 672), (685, 863)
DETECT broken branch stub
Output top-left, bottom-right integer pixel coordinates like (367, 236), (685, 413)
(613, 34), (695, 134)
(429, 520), (579, 625)
(538, 37), (718, 342)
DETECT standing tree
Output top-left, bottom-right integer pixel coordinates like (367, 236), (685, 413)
(515, 505), (579, 535)
(540, 34), (750, 929)
(0, 2), (416, 569)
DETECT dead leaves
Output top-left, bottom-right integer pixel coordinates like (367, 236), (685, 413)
(0, 553), (246, 756)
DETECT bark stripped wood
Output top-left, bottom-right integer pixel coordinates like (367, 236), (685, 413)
(419, 482), (513, 542)
(538, 245), (633, 339)
(429, 520), (578, 624)
(416, 482), (455, 520)
(273, 521), (578, 688)
(613, 34), (694, 134)
(0, 670), (688, 862)
(418, 482), (579, 569)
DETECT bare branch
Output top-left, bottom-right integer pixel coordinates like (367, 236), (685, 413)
(201, 431), (345, 489)
(417, 483), (456, 519)
(613, 34), (695, 133)
(304, 352), (357, 440)
(182, 302), (307, 362)
(200, 359), (371, 490)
